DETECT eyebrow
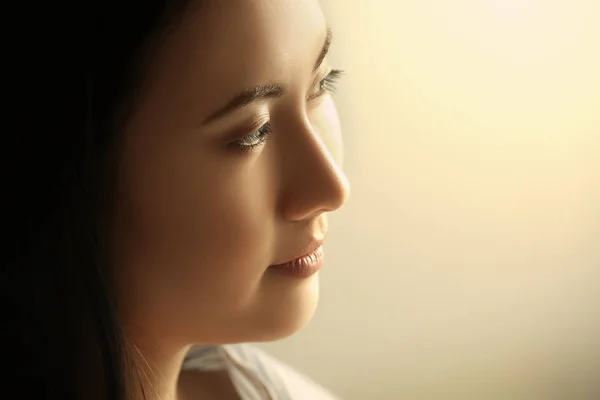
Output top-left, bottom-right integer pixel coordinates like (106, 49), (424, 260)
(201, 27), (333, 126)
(313, 28), (332, 73)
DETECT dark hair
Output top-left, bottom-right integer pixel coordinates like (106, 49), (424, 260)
(2, 1), (194, 399)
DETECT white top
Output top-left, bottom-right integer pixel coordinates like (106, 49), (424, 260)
(182, 344), (340, 400)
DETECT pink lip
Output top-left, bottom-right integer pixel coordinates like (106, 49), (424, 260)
(269, 244), (324, 279)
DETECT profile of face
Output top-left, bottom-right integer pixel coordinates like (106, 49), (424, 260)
(110, 0), (349, 347)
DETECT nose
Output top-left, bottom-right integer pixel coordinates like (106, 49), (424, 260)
(277, 118), (350, 222)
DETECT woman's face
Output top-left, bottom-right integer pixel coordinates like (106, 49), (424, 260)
(111, 0), (349, 345)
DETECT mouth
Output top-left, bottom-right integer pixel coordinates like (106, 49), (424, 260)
(268, 240), (325, 279)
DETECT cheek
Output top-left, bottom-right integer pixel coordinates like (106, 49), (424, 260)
(312, 96), (344, 165)
(178, 164), (274, 292)
(116, 139), (278, 326)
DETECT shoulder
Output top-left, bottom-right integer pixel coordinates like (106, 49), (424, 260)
(222, 343), (341, 400)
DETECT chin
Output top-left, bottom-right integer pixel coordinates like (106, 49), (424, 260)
(186, 274), (321, 345)
(248, 274), (321, 342)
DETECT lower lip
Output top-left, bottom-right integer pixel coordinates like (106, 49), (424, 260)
(268, 246), (324, 279)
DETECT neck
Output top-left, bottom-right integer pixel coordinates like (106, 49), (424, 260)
(126, 334), (192, 400)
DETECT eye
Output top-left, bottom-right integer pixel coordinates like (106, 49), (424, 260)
(230, 121), (272, 152)
(308, 69), (344, 101)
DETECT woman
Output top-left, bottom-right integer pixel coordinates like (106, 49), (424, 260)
(2, 0), (350, 399)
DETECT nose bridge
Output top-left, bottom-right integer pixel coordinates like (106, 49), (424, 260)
(278, 115), (350, 221)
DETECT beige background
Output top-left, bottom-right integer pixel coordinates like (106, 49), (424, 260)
(259, 1), (600, 399)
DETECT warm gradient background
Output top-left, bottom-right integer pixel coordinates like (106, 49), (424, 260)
(259, 1), (600, 399)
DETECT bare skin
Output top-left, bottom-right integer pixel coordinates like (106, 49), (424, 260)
(109, 0), (349, 398)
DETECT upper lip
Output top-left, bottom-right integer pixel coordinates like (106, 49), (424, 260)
(271, 237), (325, 266)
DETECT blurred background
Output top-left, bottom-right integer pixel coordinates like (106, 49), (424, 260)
(259, 0), (600, 399)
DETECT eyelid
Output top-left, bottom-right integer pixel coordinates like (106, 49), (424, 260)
(227, 114), (270, 140)
(305, 68), (329, 99)
(307, 67), (344, 103)
(311, 66), (332, 88)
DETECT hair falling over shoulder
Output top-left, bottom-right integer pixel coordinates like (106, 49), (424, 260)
(1, 1), (197, 399)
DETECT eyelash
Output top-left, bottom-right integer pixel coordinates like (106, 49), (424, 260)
(308, 68), (344, 101)
(231, 122), (272, 153)
(231, 69), (345, 153)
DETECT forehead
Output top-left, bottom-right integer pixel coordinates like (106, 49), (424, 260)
(148, 0), (328, 112)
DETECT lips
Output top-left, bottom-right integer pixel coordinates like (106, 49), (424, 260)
(271, 239), (324, 266)
(268, 239), (325, 279)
